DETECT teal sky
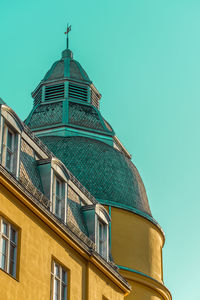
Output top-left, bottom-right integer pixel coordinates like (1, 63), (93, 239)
(1, 1), (200, 299)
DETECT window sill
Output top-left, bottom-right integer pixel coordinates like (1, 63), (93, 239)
(0, 267), (19, 282)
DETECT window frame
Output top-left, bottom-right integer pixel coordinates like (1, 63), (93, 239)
(4, 126), (15, 172)
(0, 120), (21, 177)
(51, 260), (68, 300)
(96, 217), (108, 260)
(54, 176), (62, 218)
(51, 171), (67, 222)
(0, 217), (18, 278)
(94, 204), (110, 261)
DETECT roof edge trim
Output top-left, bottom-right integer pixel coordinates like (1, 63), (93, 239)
(118, 265), (172, 300)
(1, 104), (24, 132)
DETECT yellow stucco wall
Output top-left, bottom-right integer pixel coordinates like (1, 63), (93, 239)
(110, 207), (164, 282)
(105, 206), (171, 300)
(0, 183), (126, 300)
(88, 263), (124, 300)
(125, 280), (164, 300)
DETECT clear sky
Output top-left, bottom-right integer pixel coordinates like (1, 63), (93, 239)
(1, 1), (200, 299)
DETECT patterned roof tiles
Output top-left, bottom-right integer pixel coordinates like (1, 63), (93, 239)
(40, 136), (152, 216)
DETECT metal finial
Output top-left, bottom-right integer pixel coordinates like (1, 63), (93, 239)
(64, 24), (71, 49)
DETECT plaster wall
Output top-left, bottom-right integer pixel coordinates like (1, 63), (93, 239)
(110, 207), (164, 282)
(106, 207), (171, 300)
(88, 263), (124, 300)
(0, 183), (125, 300)
(125, 280), (164, 300)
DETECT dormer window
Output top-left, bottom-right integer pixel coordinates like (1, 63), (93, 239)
(37, 158), (69, 223)
(5, 127), (15, 171)
(97, 218), (108, 260)
(53, 176), (64, 218)
(1, 120), (21, 177)
(52, 174), (66, 220)
(82, 204), (110, 261)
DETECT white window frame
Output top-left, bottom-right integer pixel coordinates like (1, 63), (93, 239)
(0, 217), (18, 278)
(51, 260), (68, 300)
(1, 121), (21, 177)
(4, 127), (15, 172)
(52, 172), (67, 222)
(96, 217), (108, 260)
(54, 176), (62, 218)
(94, 205), (110, 261)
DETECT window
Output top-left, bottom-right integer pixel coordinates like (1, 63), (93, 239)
(55, 177), (62, 217)
(52, 174), (66, 221)
(51, 261), (68, 300)
(97, 218), (108, 260)
(1, 123), (19, 175)
(82, 204), (110, 260)
(0, 217), (18, 278)
(5, 128), (15, 171)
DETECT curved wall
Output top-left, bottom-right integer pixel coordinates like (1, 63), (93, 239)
(105, 206), (171, 300)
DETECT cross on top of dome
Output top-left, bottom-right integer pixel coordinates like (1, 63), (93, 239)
(64, 24), (71, 50)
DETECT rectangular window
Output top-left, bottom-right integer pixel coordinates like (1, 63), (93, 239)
(5, 128), (15, 171)
(1, 123), (19, 175)
(0, 217), (18, 278)
(55, 178), (62, 217)
(97, 219), (108, 260)
(51, 261), (68, 300)
(52, 175), (66, 221)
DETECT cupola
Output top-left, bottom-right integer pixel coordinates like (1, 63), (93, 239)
(31, 48), (101, 110)
(25, 44), (114, 141)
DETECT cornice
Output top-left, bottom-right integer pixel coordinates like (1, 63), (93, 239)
(118, 265), (172, 300)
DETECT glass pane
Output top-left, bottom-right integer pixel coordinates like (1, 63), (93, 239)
(99, 223), (103, 240)
(99, 241), (103, 255)
(61, 200), (65, 221)
(1, 254), (6, 270)
(54, 278), (59, 300)
(55, 263), (60, 277)
(1, 238), (7, 270)
(6, 151), (12, 170)
(2, 222), (8, 236)
(61, 284), (67, 300)
(10, 244), (16, 261)
(9, 259), (15, 276)
(55, 198), (61, 216)
(10, 227), (17, 244)
(7, 130), (13, 150)
(56, 180), (60, 197)
(62, 269), (67, 284)
(2, 237), (7, 255)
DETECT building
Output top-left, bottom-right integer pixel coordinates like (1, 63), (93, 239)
(0, 42), (172, 299)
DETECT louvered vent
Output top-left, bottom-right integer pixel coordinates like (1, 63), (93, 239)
(68, 83), (88, 101)
(34, 89), (42, 106)
(45, 84), (64, 101)
(91, 89), (100, 109)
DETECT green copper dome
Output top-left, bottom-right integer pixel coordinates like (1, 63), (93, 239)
(42, 49), (91, 83)
(26, 45), (153, 221)
(40, 135), (152, 217)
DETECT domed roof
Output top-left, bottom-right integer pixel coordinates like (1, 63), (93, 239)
(42, 49), (91, 83)
(40, 135), (152, 217)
